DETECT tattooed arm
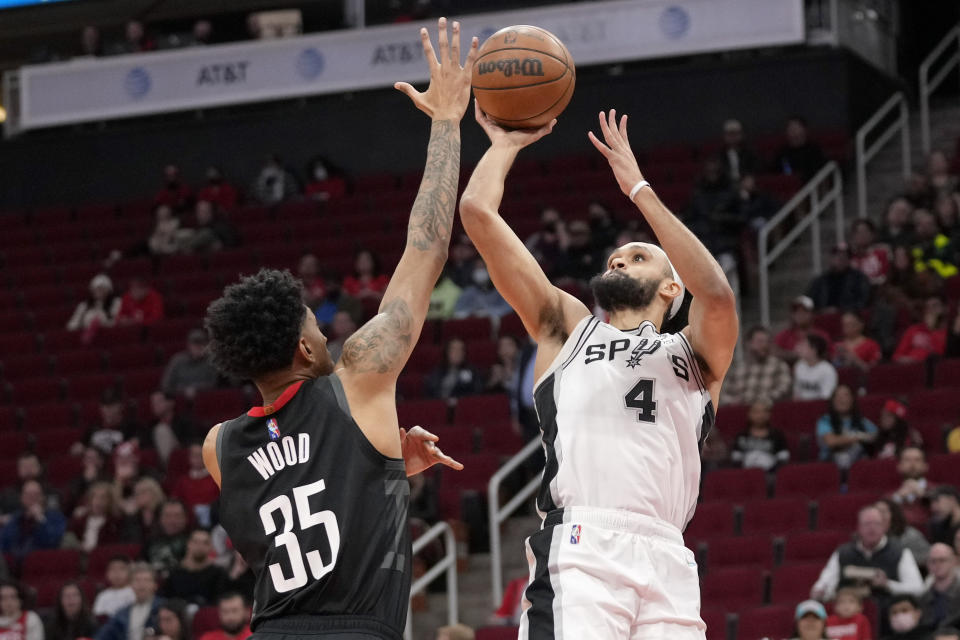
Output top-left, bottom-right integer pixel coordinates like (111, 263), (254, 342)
(337, 19), (476, 456)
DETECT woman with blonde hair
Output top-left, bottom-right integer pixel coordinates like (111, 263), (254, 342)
(122, 477), (165, 544)
(70, 481), (123, 552)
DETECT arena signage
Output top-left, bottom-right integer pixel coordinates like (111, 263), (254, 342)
(7, 0), (802, 133)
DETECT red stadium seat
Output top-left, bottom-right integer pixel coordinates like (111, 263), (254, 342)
(0, 354), (52, 379)
(928, 453), (960, 484)
(736, 605), (794, 640)
(498, 314), (526, 339)
(65, 373), (122, 401)
(440, 317), (494, 342)
(447, 453), (501, 492)
(782, 530), (850, 565)
(397, 399), (449, 429)
(405, 343), (443, 375)
(908, 388), (960, 421)
(454, 395), (511, 426)
(933, 359), (960, 388)
(704, 535), (774, 573)
(45, 453), (85, 489)
(812, 312), (843, 341)
(771, 400), (828, 434)
(429, 426), (475, 458)
(87, 544), (142, 578)
(32, 427), (82, 456)
(741, 498), (811, 536)
(190, 388), (249, 424)
(478, 421), (526, 456)
(775, 462), (840, 498)
(770, 563), (823, 604)
(847, 458), (899, 493)
(715, 404), (749, 433)
(867, 362), (926, 395)
(684, 501), (736, 543)
(21, 548), (81, 580)
(701, 567), (765, 611)
(701, 607), (728, 640)
(121, 369), (163, 396)
(20, 403), (77, 430)
(53, 350), (107, 375)
(0, 433), (28, 459)
(701, 468), (767, 502)
(476, 627), (521, 640)
(8, 378), (66, 404)
(0, 461), (18, 486)
(104, 345), (161, 371)
(815, 492), (881, 532)
(191, 606), (220, 638)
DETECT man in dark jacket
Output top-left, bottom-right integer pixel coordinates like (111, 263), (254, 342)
(808, 243), (872, 311)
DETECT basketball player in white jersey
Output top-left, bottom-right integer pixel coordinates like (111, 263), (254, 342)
(459, 106), (739, 639)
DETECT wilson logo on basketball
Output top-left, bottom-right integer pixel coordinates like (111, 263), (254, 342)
(476, 58), (544, 78)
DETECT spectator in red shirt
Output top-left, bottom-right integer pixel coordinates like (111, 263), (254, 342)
(825, 587), (872, 640)
(850, 218), (890, 285)
(298, 253), (328, 308)
(874, 401), (923, 460)
(304, 158), (346, 201)
(834, 311), (882, 372)
(154, 164), (192, 212)
(774, 295), (831, 364)
(342, 249), (390, 301)
(171, 442), (219, 529)
(894, 296), (948, 363)
(199, 592), (252, 640)
(117, 278), (165, 326)
(196, 166), (238, 212)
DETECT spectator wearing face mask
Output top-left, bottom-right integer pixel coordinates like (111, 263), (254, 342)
(304, 158), (346, 201)
(453, 258), (513, 320)
(252, 154), (298, 205)
(883, 594), (932, 639)
(67, 273), (121, 331)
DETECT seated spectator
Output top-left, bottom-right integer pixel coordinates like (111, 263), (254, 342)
(447, 235), (478, 289)
(252, 154), (298, 205)
(112, 440), (163, 515)
(155, 599), (189, 640)
(816, 384), (877, 469)
(876, 405), (923, 460)
(716, 118), (760, 182)
(121, 477), (165, 545)
(811, 505), (923, 606)
(148, 205), (185, 257)
(94, 563), (162, 640)
(64, 446), (108, 516)
(557, 219), (603, 285)
(116, 278), (165, 326)
(198, 592), (251, 640)
(930, 487), (960, 546)
(67, 273), (121, 332)
(171, 442), (219, 528)
(223, 551), (254, 599)
(154, 164), (191, 211)
(911, 209), (958, 280)
(894, 296), (948, 363)
(0, 452), (47, 524)
(775, 116), (827, 181)
(435, 624), (475, 640)
(934, 193), (959, 244)
(825, 587), (872, 640)
(162, 329), (220, 396)
(730, 399), (790, 472)
(427, 271), (462, 320)
(70, 481), (124, 552)
(928, 151), (959, 200)
(877, 498), (932, 569)
(149, 391), (194, 467)
(304, 158), (346, 201)
(586, 201), (619, 254)
(884, 594), (933, 639)
(92, 556), (136, 621)
(485, 335), (521, 396)
(109, 20), (156, 56)
(342, 249), (390, 302)
(684, 158), (733, 243)
(298, 253), (329, 310)
(835, 312), (882, 372)
(889, 244), (943, 305)
(794, 333), (837, 400)
(935, 627), (960, 640)
(808, 243), (872, 312)
(187, 19), (213, 46)
(47, 581), (96, 640)
(790, 599), (828, 640)
(525, 207), (569, 279)
(722, 326), (792, 405)
(0, 479), (66, 560)
(851, 218), (891, 285)
(881, 197), (917, 248)
(425, 338), (482, 400)
(184, 200), (240, 253)
(0, 580), (43, 640)
(453, 260), (513, 320)
(143, 499), (189, 577)
(920, 543), (960, 630)
(79, 25), (102, 57)
(163, 529), (226, 606)
(76, 387), (140, 456)
(774, 296), (830, 364)
(906, 173), (935, 211)
(196, 166), (238, 212)
(324, 311), (357, 364)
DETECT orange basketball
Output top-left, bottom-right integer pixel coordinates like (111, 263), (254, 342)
(472, 25), (575, 129)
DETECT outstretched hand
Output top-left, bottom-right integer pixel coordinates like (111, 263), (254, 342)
(400, 425), (464, 476)
(395, 17), (479, 122)
(588, 109), (645, 197)
(474, 99), (556, 149)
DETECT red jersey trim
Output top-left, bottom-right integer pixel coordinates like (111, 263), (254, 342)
(247, 380), (306, 417)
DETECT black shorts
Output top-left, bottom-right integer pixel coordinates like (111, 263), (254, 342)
(252, 615), (402, 640)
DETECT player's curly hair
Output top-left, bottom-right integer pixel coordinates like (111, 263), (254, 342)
(204, 269), (306, 381)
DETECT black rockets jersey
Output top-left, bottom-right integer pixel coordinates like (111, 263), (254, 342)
(216, 375), (410, 638)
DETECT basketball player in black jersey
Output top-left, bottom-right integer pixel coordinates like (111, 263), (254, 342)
(199, 19), (478, 640)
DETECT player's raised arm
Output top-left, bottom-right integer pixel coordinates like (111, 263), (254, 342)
(459, 102), (590, 346)
(339, 18), (476, 387)
(589, 109), (738, 399)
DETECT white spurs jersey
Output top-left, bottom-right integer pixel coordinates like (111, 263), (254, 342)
(533, 315), (714, 531)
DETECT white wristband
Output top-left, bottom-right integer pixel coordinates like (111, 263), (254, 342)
(628, 180), (651, 201)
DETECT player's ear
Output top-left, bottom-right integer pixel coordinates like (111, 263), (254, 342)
(298, 337), (314, 361)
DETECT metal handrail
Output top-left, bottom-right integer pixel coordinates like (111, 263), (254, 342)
(488, 437), (542, 608)
(404, 521), (459, 640)
(758, 161), (844, 327)
(919, 24), (960, 155)
(855, 92), (910, 219)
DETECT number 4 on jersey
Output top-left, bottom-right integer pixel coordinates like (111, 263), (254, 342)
(624, 378), (657, 423)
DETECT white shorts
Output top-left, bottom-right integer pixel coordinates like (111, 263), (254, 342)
(518, 508), (705, 640)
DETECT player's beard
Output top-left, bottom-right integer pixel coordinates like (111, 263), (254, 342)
(589, 271), (659, 313)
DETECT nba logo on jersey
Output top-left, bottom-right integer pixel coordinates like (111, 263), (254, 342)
(267, 418), (280, 440)
(570, 524), (581, 545)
